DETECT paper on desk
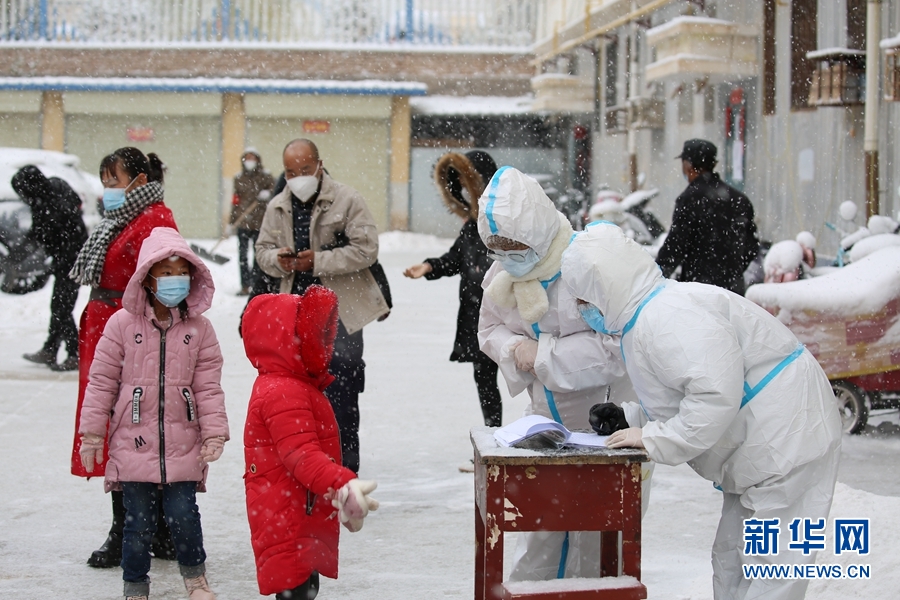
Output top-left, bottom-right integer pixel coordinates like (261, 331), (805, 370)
(493, 415), (608, 449)
(566, 431), (608, 448)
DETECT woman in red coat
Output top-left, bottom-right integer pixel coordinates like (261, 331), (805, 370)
(69, 147), (178, 568)
(242, 288), (378, 599)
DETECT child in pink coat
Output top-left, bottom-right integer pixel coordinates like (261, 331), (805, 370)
(79, 227), (229, 600)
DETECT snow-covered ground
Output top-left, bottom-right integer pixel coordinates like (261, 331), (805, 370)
(1, 231), (899, 599)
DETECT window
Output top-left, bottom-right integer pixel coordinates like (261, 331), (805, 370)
(704, 85), (716, 123)
(678, 86), (694, 124)
(790, 0), (818, 110)
(605, 39), (618, 108)
(763, 0), (776, 115)
(847, 0), (866, 51)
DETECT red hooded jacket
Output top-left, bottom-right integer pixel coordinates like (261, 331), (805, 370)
(242, 289), (357, 595)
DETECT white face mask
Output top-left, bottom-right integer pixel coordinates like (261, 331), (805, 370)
(243, 160), (258, 171)
(286, 165), (320, 203)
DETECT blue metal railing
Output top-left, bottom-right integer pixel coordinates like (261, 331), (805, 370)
(0, 0), (536, 47)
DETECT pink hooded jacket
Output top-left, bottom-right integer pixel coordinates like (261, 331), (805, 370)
(79, 227), (229, 492)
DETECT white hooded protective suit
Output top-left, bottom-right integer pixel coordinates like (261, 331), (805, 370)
(562, 223), (842, 600)
(477, 168), (649, 581)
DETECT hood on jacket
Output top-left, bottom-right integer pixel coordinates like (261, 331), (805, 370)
(242, 288), (338, 389)
(434, 151), (497, 221)
(11, 165), (51, 205)
(561, 222), (664, 332)
(477, 167), (560, 258)
(122, 227), (215, 316)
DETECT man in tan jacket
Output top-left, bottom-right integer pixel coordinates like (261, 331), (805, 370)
(256, 138), (389, 473)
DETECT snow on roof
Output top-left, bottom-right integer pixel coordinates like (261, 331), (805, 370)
(747, 246), (900, 316)
(2, 40), (532, 55)
(646, 16), (734, 38)
(806, 47), (866, 60)
(881, 34), (900, 50)
(646, 53), (738, 68)
(0, 76), (427, 96)
(410, 94), (533, 116)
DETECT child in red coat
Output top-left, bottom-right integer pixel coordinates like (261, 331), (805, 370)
(242, 288), (378, 599)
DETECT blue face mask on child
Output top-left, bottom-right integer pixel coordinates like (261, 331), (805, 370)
(152, 275), (191, 307)
(578, 303), (619, 335)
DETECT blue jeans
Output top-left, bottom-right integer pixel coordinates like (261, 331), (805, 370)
(121, 482), (206, 585)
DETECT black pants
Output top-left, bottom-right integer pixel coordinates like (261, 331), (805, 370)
(237, 228), (259, 289)
(324, 321), (365, 474)
(473, 356), (502, 427)
(277, 572), (319, 599)
(43, 267), (79, 357)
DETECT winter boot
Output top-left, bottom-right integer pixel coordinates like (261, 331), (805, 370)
(88, 490), (125, 568)
(276, 572), (319, 599)
(183, 572), (216, 600)
(49, 355), (78, 372)
(22, 347), (57, 365)
(124, 580), (150, 600)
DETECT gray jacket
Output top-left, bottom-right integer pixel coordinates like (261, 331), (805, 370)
(255, 173), (389, 334)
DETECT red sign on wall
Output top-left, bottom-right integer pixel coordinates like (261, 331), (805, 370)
(302, 120), (330, 134)
(127, 127), (155, 142)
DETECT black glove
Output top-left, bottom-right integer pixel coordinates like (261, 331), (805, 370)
(589, 403), (629, 436)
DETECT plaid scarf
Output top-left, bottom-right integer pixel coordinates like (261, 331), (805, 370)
(69, 182), (165, 287)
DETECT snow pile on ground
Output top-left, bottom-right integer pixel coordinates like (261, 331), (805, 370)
(378, 230), (453, 253)
(0, 232), (898, 599)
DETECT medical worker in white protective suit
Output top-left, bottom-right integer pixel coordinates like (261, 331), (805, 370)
(476, 167), (651, 582)
(561, 223), (842, 600)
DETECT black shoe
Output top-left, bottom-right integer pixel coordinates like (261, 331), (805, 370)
(49, 356), (78, 372)
(150, 532), (177, 560)
(276, 572), (319, 599)
(23, 348), (56, 365)
(87, 532), (122, 568)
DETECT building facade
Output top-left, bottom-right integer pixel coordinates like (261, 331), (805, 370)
(0, 0), (537, 237)
(532, 0), (900, 252)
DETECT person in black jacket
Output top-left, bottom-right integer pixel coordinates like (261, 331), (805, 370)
(11, 165), (88, 371)
(404, 150), (502, 428)
(656, 139), (759, 295)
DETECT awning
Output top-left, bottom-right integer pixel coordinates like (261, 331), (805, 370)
(0, 76), (427, 96)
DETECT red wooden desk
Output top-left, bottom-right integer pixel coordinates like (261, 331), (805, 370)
(471, 427), (649, 600)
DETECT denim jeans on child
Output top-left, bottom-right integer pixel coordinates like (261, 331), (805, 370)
(121, 481), (206, 585)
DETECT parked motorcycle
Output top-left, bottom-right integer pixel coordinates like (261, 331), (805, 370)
(582, 187), (666, 246)
(0, 200), (52, 294)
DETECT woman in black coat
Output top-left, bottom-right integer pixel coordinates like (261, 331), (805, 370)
(404, 151), (501, 428)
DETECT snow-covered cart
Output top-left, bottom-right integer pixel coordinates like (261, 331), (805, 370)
(746, 246), (900, 434)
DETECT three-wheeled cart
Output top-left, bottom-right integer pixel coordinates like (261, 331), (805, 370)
(747, 246), (900, 433)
